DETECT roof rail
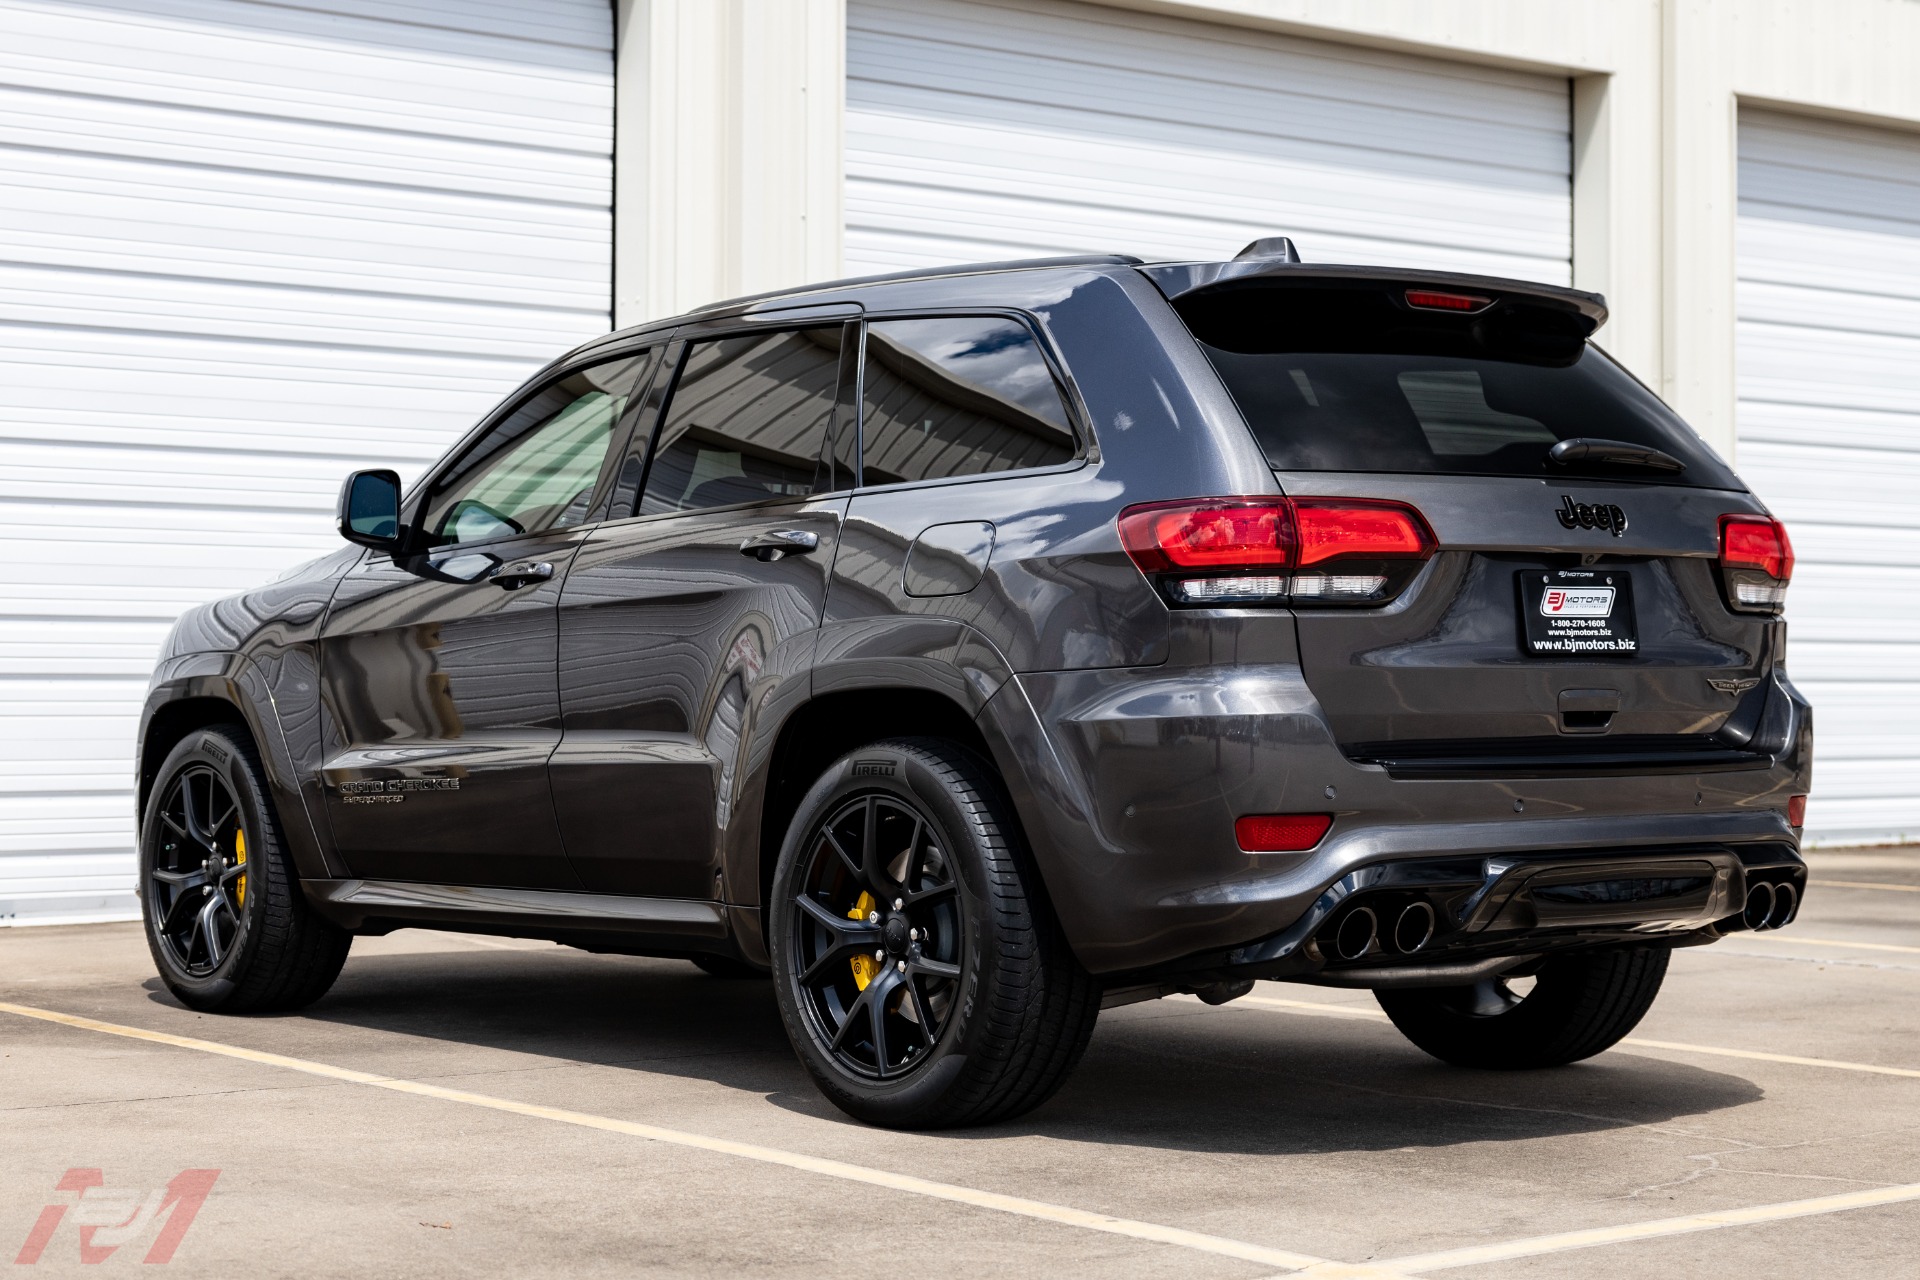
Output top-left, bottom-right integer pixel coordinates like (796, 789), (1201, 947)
(687, 254), (1144, 316)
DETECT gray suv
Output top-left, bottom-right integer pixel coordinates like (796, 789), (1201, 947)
(136, 241), (1811, 1128)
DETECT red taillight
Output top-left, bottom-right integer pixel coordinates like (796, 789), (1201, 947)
(1120, 497), (1434, 607)
(1405, 289), (1492, 313)
(1787, 795), (1807, 827)
(1719, 515), (1794, 613)
(1118, 501), (1293, 572)
(1235, 813), (1333, 852)
(1294, 500), (1433, 565)
(1721, 515), (1794, 580)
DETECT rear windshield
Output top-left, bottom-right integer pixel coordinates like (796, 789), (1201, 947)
(1178, 284), (1742, 489)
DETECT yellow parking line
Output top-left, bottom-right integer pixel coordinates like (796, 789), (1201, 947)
(1230, 994), (1920, 1080)
(1372, 1182), (1920, 1272)
(1811, 879), (1920, 894)
(0, 1001), (1335, 1275)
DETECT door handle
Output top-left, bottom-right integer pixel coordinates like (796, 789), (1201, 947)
(739, 530), (820, 562)
(491, 560), (554, 590)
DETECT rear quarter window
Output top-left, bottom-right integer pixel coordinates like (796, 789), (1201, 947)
(859, 316), (1078, 486)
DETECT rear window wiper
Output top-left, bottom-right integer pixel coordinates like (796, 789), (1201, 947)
(1547, 437), (1686, 474)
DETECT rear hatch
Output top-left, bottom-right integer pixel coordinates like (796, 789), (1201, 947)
(1158, 270), (1793, 775)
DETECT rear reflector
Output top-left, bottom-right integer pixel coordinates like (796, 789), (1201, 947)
(1235, 813), (1333, 852)
(1119, 497), (1434, 608)
(1405, 289), (1492, 313)
(1787, 795), (1807, 827)
(1718, 514), (1794, 614)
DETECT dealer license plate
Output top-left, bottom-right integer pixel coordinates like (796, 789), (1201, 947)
(1518, 569), (1638, 659)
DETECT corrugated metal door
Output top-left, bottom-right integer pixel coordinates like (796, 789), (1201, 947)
(1738, 110), (1920, 845)
(0, 0), (614, 923)
(846, 0), (1572, 282)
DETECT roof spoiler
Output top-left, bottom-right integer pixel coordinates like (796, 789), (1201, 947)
(1137, 248), (1608, 331)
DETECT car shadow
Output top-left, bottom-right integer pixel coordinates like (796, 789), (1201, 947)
(145, 942), (1765, 1157)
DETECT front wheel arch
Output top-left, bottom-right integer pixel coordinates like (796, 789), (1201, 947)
(140, 695), (264, 822)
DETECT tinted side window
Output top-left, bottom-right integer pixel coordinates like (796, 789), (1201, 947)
(639, 327), (844, 516)
(859, 316), (1077, 486)
(420, 355), (650, 547)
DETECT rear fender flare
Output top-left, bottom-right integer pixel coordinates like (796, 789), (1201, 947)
(723, 617), (1017, 966)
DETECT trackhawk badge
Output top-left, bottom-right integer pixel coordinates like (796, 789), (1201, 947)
(1707, 677), (1763, 696)
(1556, 495), (1628, 537)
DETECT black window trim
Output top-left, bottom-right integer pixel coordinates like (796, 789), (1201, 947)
(848, 306), (1095, 497)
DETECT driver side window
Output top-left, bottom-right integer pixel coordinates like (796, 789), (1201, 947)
(420, 354), (653, 547)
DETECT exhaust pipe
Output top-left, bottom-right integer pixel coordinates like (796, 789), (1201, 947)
(1767, 882), (1799, 931)
(1742, 882), (1777, 931)
(1333, 907), (1378, 961)
(1392, 901), (1436, 954)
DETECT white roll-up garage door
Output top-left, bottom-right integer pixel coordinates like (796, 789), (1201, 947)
(0, 0), (614, 923)
(1738, 110), (1920, 846)
(846, 0), (1572, 282)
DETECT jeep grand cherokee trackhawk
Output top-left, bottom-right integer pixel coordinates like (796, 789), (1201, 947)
(136, 240), (1812, 1128)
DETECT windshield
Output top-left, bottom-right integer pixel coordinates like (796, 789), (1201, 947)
(1179, 284), (1743, 489)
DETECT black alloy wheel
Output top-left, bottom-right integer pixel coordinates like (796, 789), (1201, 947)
(140, 726), (351, 1013)
(769, 739), (1101, 1129)
(788, 793), (964, 1080)
(150, 763), (251, 975)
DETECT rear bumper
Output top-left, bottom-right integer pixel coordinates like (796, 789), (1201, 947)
(1190, 840), (1804, 988)
(978, 658), (1813, 977)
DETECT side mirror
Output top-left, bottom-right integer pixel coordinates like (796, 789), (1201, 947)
(338, 469), (403, 552)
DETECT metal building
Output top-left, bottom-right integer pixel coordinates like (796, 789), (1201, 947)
(3, 0), (1916, 922)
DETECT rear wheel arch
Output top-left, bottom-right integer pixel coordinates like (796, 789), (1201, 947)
(757, 688), (997, 916)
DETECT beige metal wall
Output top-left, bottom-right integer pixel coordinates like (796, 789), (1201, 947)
(610, 0), (1920, 465)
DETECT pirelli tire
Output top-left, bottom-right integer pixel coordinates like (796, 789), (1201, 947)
(770, 738), (1100, 1129)
(140, 725), (351, 1014)
(1376, 945), (1671, 1070)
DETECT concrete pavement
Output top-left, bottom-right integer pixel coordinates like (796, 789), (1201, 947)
(3, 847), (1917, 1277)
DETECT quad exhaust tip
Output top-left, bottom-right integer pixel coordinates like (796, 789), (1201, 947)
(1392, 901), (1436, 955)
(1768, 882), (1798, 930)
(1743, 882), (1778, 931)
(1334, 907), (1378, 961)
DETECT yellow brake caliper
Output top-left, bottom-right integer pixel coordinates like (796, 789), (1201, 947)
(847, 891), (876, 990)
(233, 828), (248, 908)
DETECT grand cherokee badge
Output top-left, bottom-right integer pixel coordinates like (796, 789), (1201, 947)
(338, 777), (461, 805)
(1556, 495), (1628, 537)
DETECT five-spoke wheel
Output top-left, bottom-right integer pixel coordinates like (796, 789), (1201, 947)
(140, 726), (351, 1012)
(150, 762), (250, 975)
(769, 739), (1101, 1129)
(788, 793), (964, 1079)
